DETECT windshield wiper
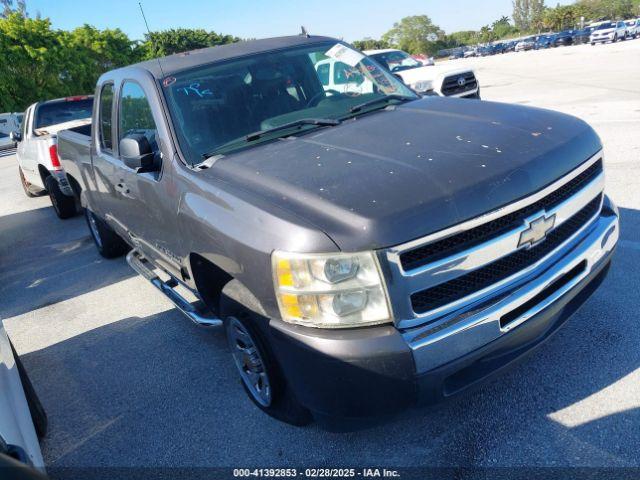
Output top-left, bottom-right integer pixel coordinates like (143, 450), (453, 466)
(202, 118), (340, 159)
(246, 118), (340, 141)
(349, 94), (413, 114)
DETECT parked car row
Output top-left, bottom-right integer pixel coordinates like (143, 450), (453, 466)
(451, 17), (640, 59)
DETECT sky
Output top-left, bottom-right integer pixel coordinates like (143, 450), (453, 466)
(26, 0), (576, 42)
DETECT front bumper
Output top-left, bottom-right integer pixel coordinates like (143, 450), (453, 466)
(591, 34), (615, 43)
(269, 197), (619, 418)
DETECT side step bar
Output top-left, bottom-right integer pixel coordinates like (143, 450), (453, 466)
(126, 249), (223, 327)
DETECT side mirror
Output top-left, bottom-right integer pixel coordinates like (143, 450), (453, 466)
(9, 131), (21, 143)
(119, 134), (158, 172)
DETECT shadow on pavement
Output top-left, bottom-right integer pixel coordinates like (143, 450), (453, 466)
(0, 206), (134, 318)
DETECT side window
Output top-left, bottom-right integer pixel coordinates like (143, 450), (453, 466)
(99, 83), (114, 152)
(118, 81), (158, 152)
(316, 63), (330, 86)
(334, 62), (364, 85)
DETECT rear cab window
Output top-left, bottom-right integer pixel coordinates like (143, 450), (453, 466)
(34, 97), (93, 131)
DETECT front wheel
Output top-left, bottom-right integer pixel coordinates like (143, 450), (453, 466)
(85, 208), (130, 258)
(45, 176), (77, 219)
(221, 281), (312, 426)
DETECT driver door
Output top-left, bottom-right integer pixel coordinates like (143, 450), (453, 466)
(113, 79), (182, 278)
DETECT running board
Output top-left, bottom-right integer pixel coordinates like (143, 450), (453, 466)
(126, 249), (223, 327)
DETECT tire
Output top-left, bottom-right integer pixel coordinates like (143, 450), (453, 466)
(45, 176), (77, 219)
(220, 281), (312, 426)
(591, 42), (595, 46)
(85, 208), (130, 258)
(18, 167), (40, 198)
(9, 340), (47, 439)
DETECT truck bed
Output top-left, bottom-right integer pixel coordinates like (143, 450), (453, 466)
(57, 126), (93, 201)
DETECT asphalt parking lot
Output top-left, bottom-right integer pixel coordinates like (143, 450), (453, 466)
(1, 39), (639, 472)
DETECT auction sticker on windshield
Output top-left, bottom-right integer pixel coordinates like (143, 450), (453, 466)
(325, 43), (365, 67)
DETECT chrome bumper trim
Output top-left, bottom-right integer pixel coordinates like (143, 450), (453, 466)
(405, 203), (618, 374)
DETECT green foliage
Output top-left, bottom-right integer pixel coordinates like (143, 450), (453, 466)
(382, 15), (445, 55)
(0, 14), (69, 111)
(512, 0), (546, 31)
(351, 38), (390, 51)
(140, 28), (239, 59)
(575, 0), (639, 20)
(0, 13), (238, 112)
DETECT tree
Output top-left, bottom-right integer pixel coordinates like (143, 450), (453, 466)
(0, 13), (68, 111)
(1, 0), (26, 18)
(140, 28), (239, 59)
(576, 0), (635, 19)
(513, 0), (546, 31)
(58, 25), (140, 94)
(543, 4), (580, 30)
(492, 16), (518, 38)
(352, 38), (390, 51)
(381, 15), (445, 55)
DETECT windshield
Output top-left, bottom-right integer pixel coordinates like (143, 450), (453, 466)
(162, 42), (416, 163)
(596, 23), (614, 30)
(34, 98), (93, 130)
(368, 51), (422, 73)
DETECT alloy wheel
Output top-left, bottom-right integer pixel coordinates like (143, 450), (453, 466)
(226, 317), (272, 407)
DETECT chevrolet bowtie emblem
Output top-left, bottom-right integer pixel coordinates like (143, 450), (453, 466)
(518, 212), (556, 249)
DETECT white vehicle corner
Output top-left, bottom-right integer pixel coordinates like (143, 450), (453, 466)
(590, 21), (628, 44)
(363, 48), (479, 98)
(624, 18), (640, 39)
(0, 322), (45, 472)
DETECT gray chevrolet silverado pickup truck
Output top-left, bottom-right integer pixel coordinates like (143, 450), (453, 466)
(56, 35), (619, 425)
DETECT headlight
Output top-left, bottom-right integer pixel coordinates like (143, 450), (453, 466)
(411, 80), (434, 93)
(272, 251), (392, 328)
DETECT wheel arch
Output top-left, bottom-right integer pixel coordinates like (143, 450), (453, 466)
(37, 164), (51, 189)
(189, 253), (268, 319)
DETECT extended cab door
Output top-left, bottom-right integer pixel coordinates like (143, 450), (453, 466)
(90, 82), (128, 230)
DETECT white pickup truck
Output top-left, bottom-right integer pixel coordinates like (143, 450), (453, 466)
(364, 48), (480, 98)
(12, 96), (93, 219)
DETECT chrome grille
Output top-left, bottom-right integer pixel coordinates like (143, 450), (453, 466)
(410, 194), (601, 314)
(400, 159), (603, 271)
(384, 151), (605, 329)
(441, 72), (478, 96)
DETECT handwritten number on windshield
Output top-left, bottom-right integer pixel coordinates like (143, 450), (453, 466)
(178, 83), (213, 98)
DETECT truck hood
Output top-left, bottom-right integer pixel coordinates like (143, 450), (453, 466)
(206, 97), (601, 251)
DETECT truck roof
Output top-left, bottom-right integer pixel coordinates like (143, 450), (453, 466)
(118, 35), (337, 79)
